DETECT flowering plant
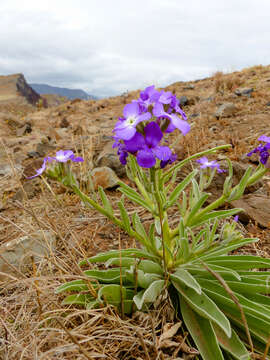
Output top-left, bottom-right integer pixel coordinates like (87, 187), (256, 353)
(30, 86), (270, 359)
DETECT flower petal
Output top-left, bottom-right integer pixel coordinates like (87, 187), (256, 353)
(258, 135), (270, 143)
(145, 122), (163, 148)
(124, 132), (146, 152)
(153, 146), (172, 161)
(136, 149), (156, 168)
(170, 114), (190, 135)
(114, 125), (137, 140)
(123, 102), (139, 118)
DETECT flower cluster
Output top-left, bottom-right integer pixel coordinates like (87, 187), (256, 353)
(113, 85), (190, 168)
(27, 150), (83, 179)
(247, 135), (270, 166)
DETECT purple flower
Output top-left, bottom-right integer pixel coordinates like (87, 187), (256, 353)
(160, 153), (177, 169)
(135, 122), (172, 168)
(233, 215), (239, 222)
(197, 156), (225, 173)
(247, 135), (270, 165)
(153, 102), (190, 135)
(114, 103), (151, 140)
(27, 150), (83, 178)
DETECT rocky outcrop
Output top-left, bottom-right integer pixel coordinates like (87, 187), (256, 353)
(0, 73), (42, 106)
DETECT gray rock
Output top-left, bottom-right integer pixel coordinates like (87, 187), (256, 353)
(0, 230), (57, 281)
(215, 103), (237, 118)
(231, 194), (270, 227)
(91, 166), (120, 190)
(234, 88), (254, 97)
(16, 123), (32, 136)
(183, 84), (195, 90)
(266, 101), (270, 107)
(95, 141), (126, 177)
(179, 96), (189, 106)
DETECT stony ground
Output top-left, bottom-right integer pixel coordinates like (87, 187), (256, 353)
(0, 64), (270, 359)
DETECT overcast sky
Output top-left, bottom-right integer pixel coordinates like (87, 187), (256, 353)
(0, 0), (269, 97)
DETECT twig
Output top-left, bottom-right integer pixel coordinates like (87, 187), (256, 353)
(136, 329), (151, 360)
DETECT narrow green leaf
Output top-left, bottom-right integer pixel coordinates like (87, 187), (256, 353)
(56, 279), (91, 293)
(172, 280), (231, 337)
(166, 170), (197, 209)
(186, 193), (209, 225)
(191, 209), (242, 227)
(118, 200), (131, 232)
(132, 213), (148, 241)
(180, 297), (224, 360)
(188, 264), (241, 281)
(118, 181), (153, 211)
(213, 324), (250, 360)
(79, 248), (158, 266)
(206, 255), (270, 270)
(171, 269), (202, 294)
(133, 279), (164, 309)
(98, 186), (113, 215)
(196, 238), (258, 260)
(62, 294), (94, 306)
(84, 269), (127, 283)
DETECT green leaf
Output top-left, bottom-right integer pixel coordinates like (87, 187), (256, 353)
(79, 248), (158, 266)
(126, 268), (161, 288)
(180, 297), (224, 360)
(171, 269), (202, 295)
(196, 238), (258, 260)
(165, 170), (197, 209)
(56, 279), (92, 293)
(132, 213), (149, 242)
(84, 269), (127, 284)
(172, 279), (231, 337)
(133, 279), (164, 309)
(118, 181), (153, 212)
(105, 258), (163, 275)
(105, 257), (136, 268)
(191, 209), (242, 227)
(186, 193), (209, 226)
(98, 186), (114, 215)
(62, 294), (94, 306)
(213, 324), (250, 360)
(188, 264), (241, 281)
(206, 255), (270, 270)
(118, 200), (131, 232)
(98, 284), (126, 304)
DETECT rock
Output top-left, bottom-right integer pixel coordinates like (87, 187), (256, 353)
(95, 141), (126, 177)
(60, 117), (70, 128)
(231, 194), (270, 227)
(0, 230), (57, 281)
(215, 103), (237, 118)
(235, 87), (254, 97)
(12, 181), (37, 201)
(36, 142), (55, 156)
(266, 101), (270, 106)
(16, 123), (32, 136)
(179, 96), (189, 106)
(183, 84), (195, 90)
(91, 166), (120, 190)
(190, 113), (199, 118)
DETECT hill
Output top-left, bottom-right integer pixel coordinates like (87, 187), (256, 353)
(30, 83), (97, 100)
(0, 73), (41, 106)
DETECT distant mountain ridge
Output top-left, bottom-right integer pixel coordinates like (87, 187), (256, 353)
(30, 83), (97, 100)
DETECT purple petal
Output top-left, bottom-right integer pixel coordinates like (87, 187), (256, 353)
(153, 146), (172, 161)
(27, 158), (47, 179)
(114, 125), (137, 140)
(153, 102), (165, 117)
(170, 114), (190, 135)
(136, 149), (156, 168)
(258, 135), (270, 143)
(71, 156), (84, 162)
(124, 132), (146, 152)
(123, 102), (139, 118)
(159, 90), (172, 104)
(54, 150), (74, 162)
(137, 111), (151, 123)
(144, 122), (163, 148)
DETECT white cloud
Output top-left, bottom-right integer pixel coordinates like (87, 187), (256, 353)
(0, 0), (269, 97)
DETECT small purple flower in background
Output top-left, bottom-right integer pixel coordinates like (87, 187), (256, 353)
(197, 156), (225, 173)
(27, 150), (83, 178)
(247, 135), (270, 166)
(233, 215), (239, 222)
(114, 102), (151, 140)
